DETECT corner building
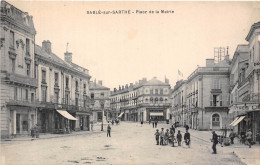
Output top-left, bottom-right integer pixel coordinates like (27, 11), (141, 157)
(110, 77), (171, 122)
(0, 1), (39, 138)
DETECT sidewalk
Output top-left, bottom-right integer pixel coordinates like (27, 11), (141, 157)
(175, 126), (260, 165)
(1, 128), (104, 143)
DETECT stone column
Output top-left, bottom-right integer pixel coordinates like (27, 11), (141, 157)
(13, 110), (16, 135)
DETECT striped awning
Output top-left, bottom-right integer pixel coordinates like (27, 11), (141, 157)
(231, 116), (246, 126)
(118, 112), (124, 118)
(57, 110), (77, 120)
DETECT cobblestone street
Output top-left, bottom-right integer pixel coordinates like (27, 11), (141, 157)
(1, 122), (252, 165)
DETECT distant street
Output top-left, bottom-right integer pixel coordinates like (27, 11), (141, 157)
(1, 122), (245, 165)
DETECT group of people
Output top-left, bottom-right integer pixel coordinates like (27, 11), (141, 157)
(111, 118), (120, 125)
(211, 129), (255, 154)
(154, 125), (190, 147)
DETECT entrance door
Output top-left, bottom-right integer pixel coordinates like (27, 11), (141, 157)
(16, 114), (20, 133)
(80, 117), (84, 130)
(86, 116), (90, 131)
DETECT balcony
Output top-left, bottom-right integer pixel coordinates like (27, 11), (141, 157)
(4, 72), (38, 88)
(7, 99), (43, 107)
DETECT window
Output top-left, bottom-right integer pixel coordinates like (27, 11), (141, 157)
(66, 77), (69, 89)
(84, 99), (87, 108)
(25, 89), (28, 101)
(14, 87), (17, 100)
(26, 38), (30, 55)
(34, 64), (37, 78)
(155, 97), (158, 104)
(31, 93), (34, 103)
(160, 89), (163, 94)
(11, 58), (15, 72)
(26, 64), (30, 76)
(155, 89), (158, 95)
(54, 91), (59, 103)
(54, 73), (59, 86)
(65, 93), (69, 105)
(150, 89), (153, 94)
(83, 84), (86, 93)
(75, 80), (78, 92)
(213, 79), (221, 89)
(210, 94), (222, 106)
(101, 92), (104, 98)
(212, 114), (220, 127)
(91, 93), (94, 99)
(101, 103), (104, 109)
(41, 87), (47, 103)
(75, 97), (78, 107)
(20, 88), (23, 101)
(10, 31), (14, 48)
(42, 70), (46, 83)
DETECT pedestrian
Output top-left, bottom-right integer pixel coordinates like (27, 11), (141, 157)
(211, 131), (218, 154)
(149, 118), (151, 125)
(256, 133), (260, 144)
(185, 125), (189, 131)
(160, 128), (165, 145)
(171, 125), (175, 134)
(141, 120), (143, 127)
(246, 129), (252, 148)
(112, 120), (114, 125)
(154, 129), (160, 145)
(184, 129), (190, 147)
(91, 122), (93, 132)
(107, 124), (111, 137)
(152, 122), (155, 128)
(155, 120), (158, 128)
(164, 129), (170, 145)
(170, 130), (176, 147)
(229, 130), (235, 144)
(177, 130), (182, 146)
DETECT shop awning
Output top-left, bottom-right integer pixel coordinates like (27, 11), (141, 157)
(150, 112), (163, 116)
(232, 116), (246, 126)
(229, 117), (239, 126)
(57, 110), (77, 120)
(118, 112), (124, 118)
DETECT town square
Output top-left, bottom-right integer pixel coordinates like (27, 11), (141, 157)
(1, 1), (260, 165)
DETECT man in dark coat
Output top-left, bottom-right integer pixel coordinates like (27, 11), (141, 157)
(107, 124), (111, 137)
(211, 131), (218, 154)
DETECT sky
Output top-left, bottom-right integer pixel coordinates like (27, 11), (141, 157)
(9, 0), (260, 89)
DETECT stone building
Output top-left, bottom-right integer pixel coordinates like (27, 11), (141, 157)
(0, 0), (40, 138)
(229, 22), (260, 141)
(185, 56), (231, 130)
(170, 80), (186, 126)
(35, 42), (91, 133)
(89, 80), (110, 123)
(110, 77), (171, 122)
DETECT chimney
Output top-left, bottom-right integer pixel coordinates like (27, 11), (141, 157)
(42, 40), (52, 54)
(98, 80), (102, 86)
(125, 84), (128, 89)
(114, 88), (116, 92)
(130, 83), (133, 87)
(119, 85), (121, 90)
(122, 85), (124, 90)
(143, 78), (147, 82)
(206, 59), (215, 67)
(64, 51), (72, 63)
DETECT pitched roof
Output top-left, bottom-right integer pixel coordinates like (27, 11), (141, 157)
(89, 82), (110, 90)
(246, 21), (260, 41)
(35, 45), (90, 78)
(143, 77), (169, 86)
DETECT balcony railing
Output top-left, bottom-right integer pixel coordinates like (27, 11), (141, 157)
(5, 72), (38, 88)
(7, 99), (43, 107)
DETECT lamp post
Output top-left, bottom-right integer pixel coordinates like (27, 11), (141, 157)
(101, 101), (105, 131)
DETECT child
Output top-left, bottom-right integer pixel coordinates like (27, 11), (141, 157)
(164, 129), (170, 145)
(154, 129), (160, 145)
(177, 130), (182, 146)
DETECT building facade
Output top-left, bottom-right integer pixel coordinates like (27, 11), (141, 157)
(229, 22), (260, 141)
(35, 41), (91, 133)
(89, 80), (110, 123)
(170, 80), (186, 126)
(0, 1), (39, 138)
(110, 77), (171, 122)
(184, 57), (231, 131)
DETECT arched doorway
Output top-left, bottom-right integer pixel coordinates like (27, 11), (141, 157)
(212, 113), (221, 130)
